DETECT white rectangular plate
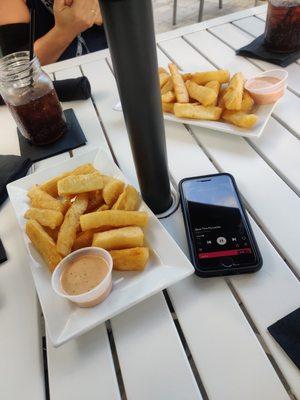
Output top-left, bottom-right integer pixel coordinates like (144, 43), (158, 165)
(7, 148), (194, 347)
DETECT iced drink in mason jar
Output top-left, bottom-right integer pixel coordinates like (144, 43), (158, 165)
(0, 52), (67, 145)
(264, 0), (300, 53)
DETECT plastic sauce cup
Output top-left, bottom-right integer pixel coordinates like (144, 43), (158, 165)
(51, 247), (113, 308)
(245, 69), (288, 105)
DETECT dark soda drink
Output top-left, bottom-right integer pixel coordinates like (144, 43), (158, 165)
(9, 88), (67, 145)
(264, 0), (300, 53)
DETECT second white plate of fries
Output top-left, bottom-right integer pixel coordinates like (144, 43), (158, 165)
(160, 65), (279, 138)
(7, 148), (194, 347)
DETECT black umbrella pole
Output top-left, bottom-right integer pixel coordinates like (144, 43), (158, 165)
(99, 0), (172, 214)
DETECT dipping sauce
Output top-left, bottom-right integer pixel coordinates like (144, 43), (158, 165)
(245, 76), (285, 104)
(61, 254), (109, 295)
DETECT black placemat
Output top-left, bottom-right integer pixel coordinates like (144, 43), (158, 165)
(236, 35), (300, 67)
(17, 109), (86, 162)
(268, 308), (300, 369)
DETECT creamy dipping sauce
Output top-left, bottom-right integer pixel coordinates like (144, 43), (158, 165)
(245, 76), (285, 105)
(247, 76), (281, 90)
(61, 255), (109, 295)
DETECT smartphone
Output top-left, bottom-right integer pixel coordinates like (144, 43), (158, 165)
(179, 173), (262, 277)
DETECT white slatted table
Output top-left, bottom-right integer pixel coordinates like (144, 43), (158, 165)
(0, 5), (299, 400)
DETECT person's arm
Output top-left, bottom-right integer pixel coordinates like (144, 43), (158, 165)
(0, 0), (102, 65)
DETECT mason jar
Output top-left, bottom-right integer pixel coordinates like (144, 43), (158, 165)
(264, 0), (300, 53)
(0, 51), (67, 145)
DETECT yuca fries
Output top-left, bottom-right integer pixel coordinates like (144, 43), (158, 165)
(159, 72), (169, 88)
(174, 103), (222, 121)
(168, 63), (189, 103)
(103, 179), (125, 207)
(93, 226), (144, 250)
(28, 186), (65, 212)
(160, 65), (258, 129)
(25, 208), (63, 229)
(222, 110), (258, 128)
(110, 247), (149, 271)
(80, 210), (148, 232)
(185, 80), (217, 106)
(26, 219), (62, 272)
(162, 102), (174, 114)
(192, 70), (230, 85)
(25, 164), (151, 273)
(241, 91), (255, 113)
(205, 81), (220, 106)
(57, 193), (89, 256)
(223, 72), (245, 111)
(161, 77), (173, 95)
(97, 204), (110, 212)
(161, 91), (176, 103)
(58, 172), (103, 196)
(112, 185), (140, 211)
(73, 230), (94, 251)
(86, 190), (104, 213)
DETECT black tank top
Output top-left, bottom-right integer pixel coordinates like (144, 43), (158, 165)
(27, 0), (107, 61)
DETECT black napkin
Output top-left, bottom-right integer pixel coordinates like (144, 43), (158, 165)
(0, 77), (91, 106)
(54, 77), (91, 102)
(236, 35), (300, 68)
(0, 154), (32, 207)
(0, 238), (7, 264)
(17, 108), (86, 162)
(268, 308), (300, 369)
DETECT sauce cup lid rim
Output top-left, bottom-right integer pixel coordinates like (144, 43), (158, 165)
(51, 247), (113, 301)
(245, 69), (288, 93)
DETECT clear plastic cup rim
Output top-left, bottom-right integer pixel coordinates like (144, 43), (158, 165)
(51, 247), (113, 303)
(245, 69), (288, 94)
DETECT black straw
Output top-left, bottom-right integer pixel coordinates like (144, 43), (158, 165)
(29, 1), (35, 60)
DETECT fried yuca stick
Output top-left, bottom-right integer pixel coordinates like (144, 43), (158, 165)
(57, 193), (89, 256)
(159, 72), (169, 88)
(161, 91), (176, 103)
(241, 91), (255, 113)
(161, 77), (173, 95)
(205, 81), (220, 106)
(185, 80), (217, 106)
(57, 172), (103, 196)
(103, 179), (125, 207)
(174, 103), (222, 121)
(73, 230), (94, 251)
(192, 70), (230, 85)
(158, 67), (168, 74)
(28, 186), (65, 212)
(168, 63), (189, 103)
(93, 226), (144, 250)
(39, 163), (96, 197)
(25, 208), (64, 229)
(222, 110), (258, 128)
(97, 204), (110, 212)
(86, 190), (104, 213)
(80, 210), (148, 231)
(110, 247), (149, 271)
(112, 185), (140, 211)
(181, 73), (193, 82)
(162, 102), (174, 114)
(26, 219), (62, 272)
(223, 72), (244, 111)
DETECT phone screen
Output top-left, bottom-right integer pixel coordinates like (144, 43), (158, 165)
(181, 174), (258, 271)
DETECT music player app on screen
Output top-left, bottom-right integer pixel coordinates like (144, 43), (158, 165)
(182, 175), (257, 270)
